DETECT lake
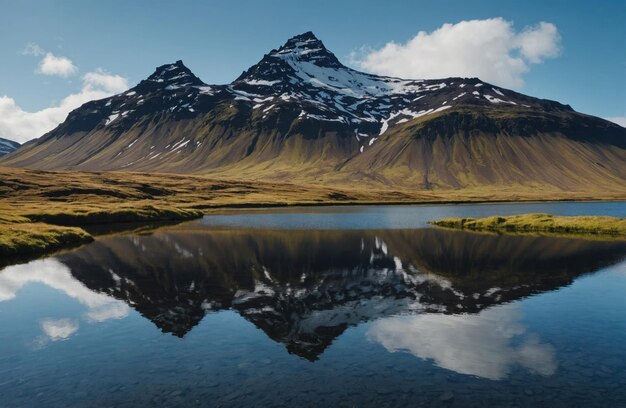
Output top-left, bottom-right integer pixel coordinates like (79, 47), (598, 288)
(1, 202), (625, 407)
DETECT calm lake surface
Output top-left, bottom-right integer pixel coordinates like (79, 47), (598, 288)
(1, 202), (625, 407)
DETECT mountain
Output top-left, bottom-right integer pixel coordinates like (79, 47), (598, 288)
(1, 32), (624, 192)
(58, 227), (626, 360)
(0, 137), (20, 156)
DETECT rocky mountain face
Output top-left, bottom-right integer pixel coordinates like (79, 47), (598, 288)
(1, 32), (624, 191)
(58, 227), (626, 360)
(0, 137), (20, 156)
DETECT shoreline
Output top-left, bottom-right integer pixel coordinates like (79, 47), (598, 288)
(430, 214), (626, 239)
(197, 197), (626, 212)
(2, 201), (624, 268)
(1, 166), (624, 265)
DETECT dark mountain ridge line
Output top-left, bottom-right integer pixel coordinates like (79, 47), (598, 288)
(0, 31), (624, 194)
(8, 32), (585, 150)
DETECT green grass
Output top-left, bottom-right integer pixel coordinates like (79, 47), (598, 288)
(431, 213), (626, 237)
(0, 206), (204, 263)
(0, 222), (93, 259)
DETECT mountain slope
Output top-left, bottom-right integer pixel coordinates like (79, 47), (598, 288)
(1, 32), (624, 193)
(0, 137), (20, 156)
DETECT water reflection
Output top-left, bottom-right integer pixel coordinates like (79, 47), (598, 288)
(368, 304), (557, 380)
(39, 318), (79, 342)
(2, 227), (626, 363)
(0, 258), (130, 346)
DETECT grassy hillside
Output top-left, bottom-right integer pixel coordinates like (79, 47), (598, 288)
(337, 108), (626, 192)
(3, 107), (625, 195)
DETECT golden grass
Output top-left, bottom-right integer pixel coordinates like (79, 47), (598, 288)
(0, 165), (624, 261)
(0, 222), (93, 258)
(431, 213), (626, 238)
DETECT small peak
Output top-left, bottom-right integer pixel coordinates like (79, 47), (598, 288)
(233, 32), (347, 83)
(281, 31), (323, 50)
(289, 31), (319, 42)
(270, 31), (342, 68)
(146, 60), (205, 86)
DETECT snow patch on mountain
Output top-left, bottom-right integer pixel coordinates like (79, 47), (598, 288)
(52, 31), (573, 164)
(0, 137), (20, 156)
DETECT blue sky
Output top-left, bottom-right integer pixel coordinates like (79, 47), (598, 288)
(0, 0), (624, 142)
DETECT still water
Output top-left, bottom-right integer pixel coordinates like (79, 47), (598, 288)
(1, 202), (625, 407)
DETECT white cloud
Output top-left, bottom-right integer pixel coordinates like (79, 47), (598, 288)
(516, 22), (562, 63)
(351, 18), (562, 89)
(367, 304), (557, 380)
(37, 52), (78, 77)
(83, 70), (129, 93)
(22, 42), (45, 57)
(0, 70), (128, 143)
(606, 116), (626, 127)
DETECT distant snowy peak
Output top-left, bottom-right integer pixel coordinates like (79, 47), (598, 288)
(0, 137), (20, 156)
(233, 31), (416, 98)
(269, 31), (343, 68)
(223, 32), (570, 151)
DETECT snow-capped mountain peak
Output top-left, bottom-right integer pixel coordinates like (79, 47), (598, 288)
(269, 31), (343, 68)
(233, 31), (415, 98)
(97, 32), (571, 142)
(20, 31), (579, 169)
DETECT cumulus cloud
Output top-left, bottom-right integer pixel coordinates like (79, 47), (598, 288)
(516, 22), (561, 63)
(83, 70), (129, 93)
(367, 304), (557, 380)
(23, 44), (78, 77)
(606, 116), (626, 127)
(0, 70), (128, 143)
(37, 52), (78, 77)
(351, 18), (562, 89)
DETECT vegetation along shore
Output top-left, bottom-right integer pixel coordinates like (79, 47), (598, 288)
(431, 214), (626, 238)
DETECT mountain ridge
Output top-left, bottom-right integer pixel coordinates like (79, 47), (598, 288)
(0, 137), (20, 156)
(1, 32), (624, 193)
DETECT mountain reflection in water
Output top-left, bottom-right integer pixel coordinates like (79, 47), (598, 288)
(2, 227), (625, 363)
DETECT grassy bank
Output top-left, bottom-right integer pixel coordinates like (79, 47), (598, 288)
(0, 214), (93, 260)
(431, 214), (626, 238)
(25, 206), (203, 226)
(0, 208), (203, 265)
(0, 177), (206, 263)
(1, 165), (625, 263)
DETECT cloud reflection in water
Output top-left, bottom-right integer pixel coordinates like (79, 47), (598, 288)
(39, 318), (79, 341)
(367, 304), (557, 380)
(0, 258), (129, 344)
